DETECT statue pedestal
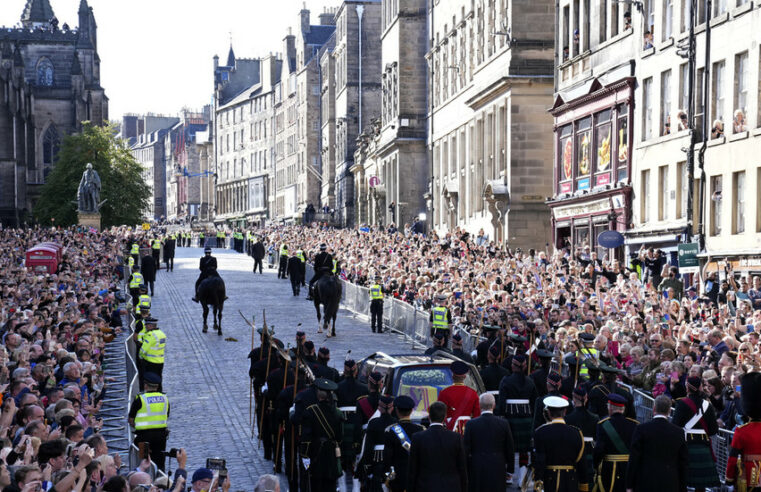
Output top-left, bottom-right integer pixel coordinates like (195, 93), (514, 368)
(78, 212), (101, 231)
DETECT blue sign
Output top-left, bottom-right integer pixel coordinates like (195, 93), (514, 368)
(597, 230), (624, 248)
(577, 178), (591, 190)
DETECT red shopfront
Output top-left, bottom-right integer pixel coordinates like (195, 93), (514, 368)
(548, 77), (635, 258)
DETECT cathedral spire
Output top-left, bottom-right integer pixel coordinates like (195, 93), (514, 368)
(20, 0), (55, 28)
(78, 0), (90, 14)
(226, 43), (236, 68)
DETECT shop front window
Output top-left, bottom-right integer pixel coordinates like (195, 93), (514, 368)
(576, 117), (592, 190)
(617, 104), (629, 181)
(574, 222), (590, 249)
(595, 109), (612, 187)
(558, 125), (573, 193)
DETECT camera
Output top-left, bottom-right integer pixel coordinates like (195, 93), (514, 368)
(205, 458), (226, 471)
(168, 448), (179, 459)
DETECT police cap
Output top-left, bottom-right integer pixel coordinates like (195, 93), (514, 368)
(144, 372), (162, 385)
(578, 333), (595, 343)
(144, 317), (159, 325)
(204, 246), (212, 253)
(320, 243), (328, 251)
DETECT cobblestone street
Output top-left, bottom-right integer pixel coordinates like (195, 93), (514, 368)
(151, 245), (421, 491)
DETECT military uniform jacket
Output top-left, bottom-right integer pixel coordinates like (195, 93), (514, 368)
(480, 363), (509, 392)
(384, 419), (424, 492)
(336, 377), (368, 408)
(589, 382), (636, 419)
(438, 383), (480, 430)
(530, 365), (550, 397)
(532, 419), (588, 492)
(496, 372), (538, 417)
(564, 406), (599, 442)
(301, 400), (344, 480)
(671, 394), (719, 436)
(475, 336), (497, 366)
(533, 390), (562, 430)
(360, 413), (396, 469)
(314, 362), (340, 382)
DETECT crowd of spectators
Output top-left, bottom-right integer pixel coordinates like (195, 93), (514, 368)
(251, 222), (760, 431)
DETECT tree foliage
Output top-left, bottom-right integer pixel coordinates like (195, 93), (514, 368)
(34, 122), (151, 227)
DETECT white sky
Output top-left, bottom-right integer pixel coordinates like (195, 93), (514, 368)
(0, 0), (340, 120)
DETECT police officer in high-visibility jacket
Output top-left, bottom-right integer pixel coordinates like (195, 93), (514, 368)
(278, 243), (289, 279)
(429, 295), (452, 344)
(369, 275), (385, 333)
(128, 372), (169, 471)
(128, 266), (144, 301)
(139, 317), (166, 392)
(130, 241), (140, 266)
(151, 237), (161, 268)
(135, 286), (151, 316)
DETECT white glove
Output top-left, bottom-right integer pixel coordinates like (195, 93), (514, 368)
(302, 458), (311, 469)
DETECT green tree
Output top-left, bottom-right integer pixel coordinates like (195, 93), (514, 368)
(34, 122), (151, 227)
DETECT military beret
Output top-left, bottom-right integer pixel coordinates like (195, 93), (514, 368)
(687, 376), (702, 391)
(394, 395), (415, 411)
(608, 393), (626, 407)
(564, 354), (579, 367)
(508, 333), (528, 343)
(315, 378), (338, 391)
(304, 341), (315, 351)
(573, 386), (587, 397)
(512, 354), (527, 364)
(318, 347), (330, 355)
(257, 327), (275, 335)
(144, 372), (162, 385)
(369, 371), (383, 383)
(481, 324), (500, 331)
(450, 360), (469, 376)
(598, 362), (621, 374)
(547, 372), (562, 385)
(344, 359), (356, 368)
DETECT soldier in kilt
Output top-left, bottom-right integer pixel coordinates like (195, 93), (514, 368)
(496, 353), (538, 478)
(671, 376), (720, 491)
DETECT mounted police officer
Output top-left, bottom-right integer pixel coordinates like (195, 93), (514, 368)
(128, 372), (169, 471)
(307, 243), (333, 300)
(191, 246), (217, 303)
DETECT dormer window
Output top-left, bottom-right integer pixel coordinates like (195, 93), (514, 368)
(36, 57), (54, 86)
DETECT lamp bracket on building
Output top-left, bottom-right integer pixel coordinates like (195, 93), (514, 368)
(492, 23), (517, 45)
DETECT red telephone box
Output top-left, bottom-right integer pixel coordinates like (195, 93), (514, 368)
(25, 245), (60, 274)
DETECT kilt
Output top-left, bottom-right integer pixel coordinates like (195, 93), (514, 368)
(685, 439), (720, 488)
(507, 416), (534, 453)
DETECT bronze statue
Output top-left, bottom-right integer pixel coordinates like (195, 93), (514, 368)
(77, 163), (102, 213)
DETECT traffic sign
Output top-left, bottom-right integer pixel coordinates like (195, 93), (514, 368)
(678, 242), (699, 274)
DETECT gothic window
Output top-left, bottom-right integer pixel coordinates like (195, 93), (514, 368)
(42, 125), (60, 181)
(36, 58), (54, 87)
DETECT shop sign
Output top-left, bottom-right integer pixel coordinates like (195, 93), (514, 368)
(577, 177), (591, 190)
(596, 173), (611, 186)
(678, 242), (700, 273)
(560, 182), (572, 193)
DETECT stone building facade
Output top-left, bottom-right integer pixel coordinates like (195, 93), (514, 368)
(319, 36), (337, 210)
(213, 48), (281, 226)
(0, 0), (108, 224)
(628, 2), (761, 271)
(547, 0), (638, 260)
(332, 1), (382, 227)
(353, 0), (429, 228)
(428, 0), (555, 248)
(274, 9), (336, 222)
(164, 109), (209, 221)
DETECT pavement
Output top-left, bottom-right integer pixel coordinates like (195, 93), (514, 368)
(150, 245), (421, 491)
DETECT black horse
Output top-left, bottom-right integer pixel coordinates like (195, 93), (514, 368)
(198, 266), (226, 335)
(313, 274), (342, 337)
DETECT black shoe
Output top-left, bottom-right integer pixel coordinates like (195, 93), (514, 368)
(224, 296), (229, 301)
(191, 297), (199, 303)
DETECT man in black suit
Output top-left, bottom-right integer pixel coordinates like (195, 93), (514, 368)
(408, 401), (468, 492)
(463, 393), (514, 492)
(139, 253), (156, 296)
(384, 396), (424, 492)
(626, 395), (688, 492)
(252, 236), (265, 274)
